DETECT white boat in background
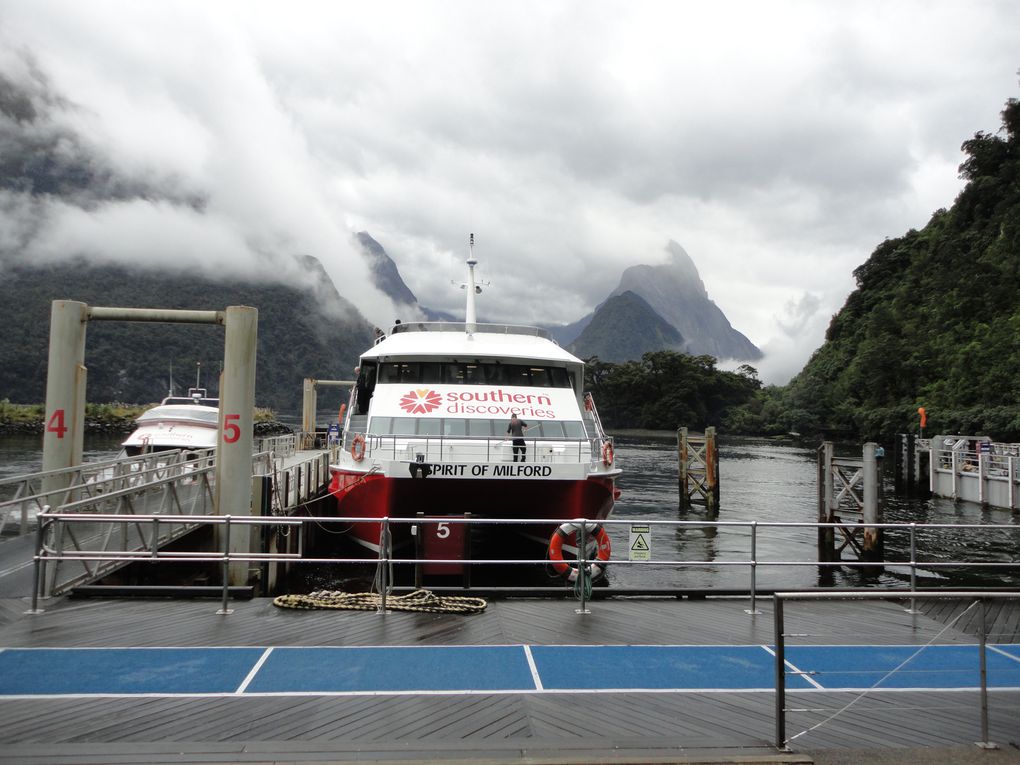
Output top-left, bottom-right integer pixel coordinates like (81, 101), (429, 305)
(121, 388), (219, 457)
(328, 235), (621, 580)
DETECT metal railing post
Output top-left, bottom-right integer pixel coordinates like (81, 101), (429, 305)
(575, 520), (590, 614)
(977, 598), (996, 749)
(907, 524), (918, 613)
(774, 594), (787, 750)
(377, 517), (390, 614)
(29, 515), (46, 614)
(218, 516), (233, 615)
(746, 521), (761, 614)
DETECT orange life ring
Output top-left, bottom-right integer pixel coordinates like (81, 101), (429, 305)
(547, 522), (611, 582)
(350, 433), (366, 461)
(601, 440), (614, 466)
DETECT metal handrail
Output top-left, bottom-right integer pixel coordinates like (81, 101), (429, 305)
(31, 513), (1019, 609)
(772, 590), (1020, 750)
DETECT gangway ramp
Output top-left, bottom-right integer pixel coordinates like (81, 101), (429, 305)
(0, 438), (332, 598)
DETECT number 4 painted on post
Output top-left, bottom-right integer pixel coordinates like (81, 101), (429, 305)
(46, 409), (67, 438)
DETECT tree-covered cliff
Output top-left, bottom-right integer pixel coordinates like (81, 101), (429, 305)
(764, 99), (1020, 440)
(0, 258), (375, 414)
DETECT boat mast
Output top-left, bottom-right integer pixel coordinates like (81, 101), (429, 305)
(465, 233), (479, 334)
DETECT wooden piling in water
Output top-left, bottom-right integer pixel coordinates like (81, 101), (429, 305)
(817, 441), (883, 564)
(678, 426), (720, 513)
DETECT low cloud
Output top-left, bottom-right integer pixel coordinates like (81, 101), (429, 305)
(1, 0), (1016, 373)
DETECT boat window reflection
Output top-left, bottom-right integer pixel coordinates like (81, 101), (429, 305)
(376, 362), (572, 388)
(366, 416), (586, 438)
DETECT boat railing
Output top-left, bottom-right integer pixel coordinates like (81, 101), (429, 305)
(342, 431), (614, 469)
(388, 321), (551, 339)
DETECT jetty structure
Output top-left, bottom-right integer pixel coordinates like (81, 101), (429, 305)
(896, 433), (1020, 510)
(0, 255), (1018, 763)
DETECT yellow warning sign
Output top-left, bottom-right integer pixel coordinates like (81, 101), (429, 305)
(628, 524), (651, 561)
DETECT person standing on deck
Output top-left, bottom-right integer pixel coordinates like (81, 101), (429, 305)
(507, 413), (529, 462)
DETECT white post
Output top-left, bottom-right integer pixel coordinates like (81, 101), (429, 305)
(302, 378), (317, 448)
(215, 306), (258, 587)
(41, 301), (88, 500)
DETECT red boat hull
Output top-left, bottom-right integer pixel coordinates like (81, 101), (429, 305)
(328, 469), (617, 552)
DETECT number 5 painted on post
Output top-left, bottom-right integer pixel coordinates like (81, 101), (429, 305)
(223, 413), (241, 443)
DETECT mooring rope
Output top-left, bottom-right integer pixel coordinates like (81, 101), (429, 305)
(273, 588), (487, 614)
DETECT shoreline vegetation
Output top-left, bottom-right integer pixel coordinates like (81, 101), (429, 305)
(0, 401), (290, 436)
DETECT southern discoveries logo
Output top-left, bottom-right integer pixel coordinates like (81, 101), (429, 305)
(398, 389), (444, 414)
(397, 388), (556, 418)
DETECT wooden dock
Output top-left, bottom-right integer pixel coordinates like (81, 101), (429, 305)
(1, 593), (1017, 764)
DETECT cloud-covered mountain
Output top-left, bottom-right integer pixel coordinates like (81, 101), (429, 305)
(358, 234), (761, 364)
(609, 241), (762, 361)
(354, 232), (418, 310)
(568, 291), (684, 363)
(555, 241), (762, 363)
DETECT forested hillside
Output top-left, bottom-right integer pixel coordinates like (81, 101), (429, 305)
(764, 99), (1020, 440)
(0, 258), (375, 413)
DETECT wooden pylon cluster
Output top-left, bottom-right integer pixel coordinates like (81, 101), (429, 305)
(678, 426), (719, 513)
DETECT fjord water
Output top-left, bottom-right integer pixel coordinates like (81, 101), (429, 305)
(3, 432), (1017, 591)
(606, 433), (1020, 591)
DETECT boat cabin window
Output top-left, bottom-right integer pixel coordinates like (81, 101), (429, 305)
(368, 416), (586, 439)
(376, 361), (571, 388)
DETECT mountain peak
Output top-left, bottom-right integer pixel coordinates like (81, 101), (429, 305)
(606, 241), (760, 361)
(355, 232), (417, 307)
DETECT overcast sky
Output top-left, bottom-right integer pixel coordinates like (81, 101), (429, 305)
(1, 1), (1017, 383)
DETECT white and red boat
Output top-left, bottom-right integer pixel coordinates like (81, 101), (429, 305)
(121, 387), (219, 457)
(327, 237), (620, 574)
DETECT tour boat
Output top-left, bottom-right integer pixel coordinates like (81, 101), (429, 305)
(121, 388), (219, 457)
(328, 237), (620, 575)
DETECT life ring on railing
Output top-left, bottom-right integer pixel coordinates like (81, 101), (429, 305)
(601, 440), (614, 466)
(350, 433), (366, 462)
(547, 522), (611, 582)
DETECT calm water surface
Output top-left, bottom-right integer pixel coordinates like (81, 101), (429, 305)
(3, 431), (1017, 591)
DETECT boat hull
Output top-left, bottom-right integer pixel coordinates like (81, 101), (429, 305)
(328, 469), (616, 553)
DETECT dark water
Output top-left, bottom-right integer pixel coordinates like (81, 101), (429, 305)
(4, 432), (1017, 591)
(605, 433), (1020, 591)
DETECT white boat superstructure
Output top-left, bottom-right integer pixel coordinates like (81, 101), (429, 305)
(121, 388), (219, 457)
(327, 237), (620, 574)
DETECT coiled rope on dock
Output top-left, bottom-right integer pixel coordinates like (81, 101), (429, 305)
(272, 588), (487, 614)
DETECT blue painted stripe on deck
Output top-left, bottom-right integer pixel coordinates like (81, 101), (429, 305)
(528, 645), (813, 690)
(786, 644), (1020, 689)
(0, 647), (265, 695)
(245, 646), (536, 692)
(1, 644), (1018, 696)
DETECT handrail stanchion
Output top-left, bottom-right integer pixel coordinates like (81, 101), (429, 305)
(773, 594), (787, 750)
(977, 598), (996, 749)
(377, 517), (390, 614)
(218, 516), (233, 615)
(575, 519), (590, 615)
(29, 512), (47, 614)
(745, 521), (761, 614)
(907, 523), (918, 613)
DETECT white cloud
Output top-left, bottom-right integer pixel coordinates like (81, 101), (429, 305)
(1, 0), (1017, 381)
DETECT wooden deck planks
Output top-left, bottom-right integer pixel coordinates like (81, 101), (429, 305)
(0, 594), (1017, 762)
